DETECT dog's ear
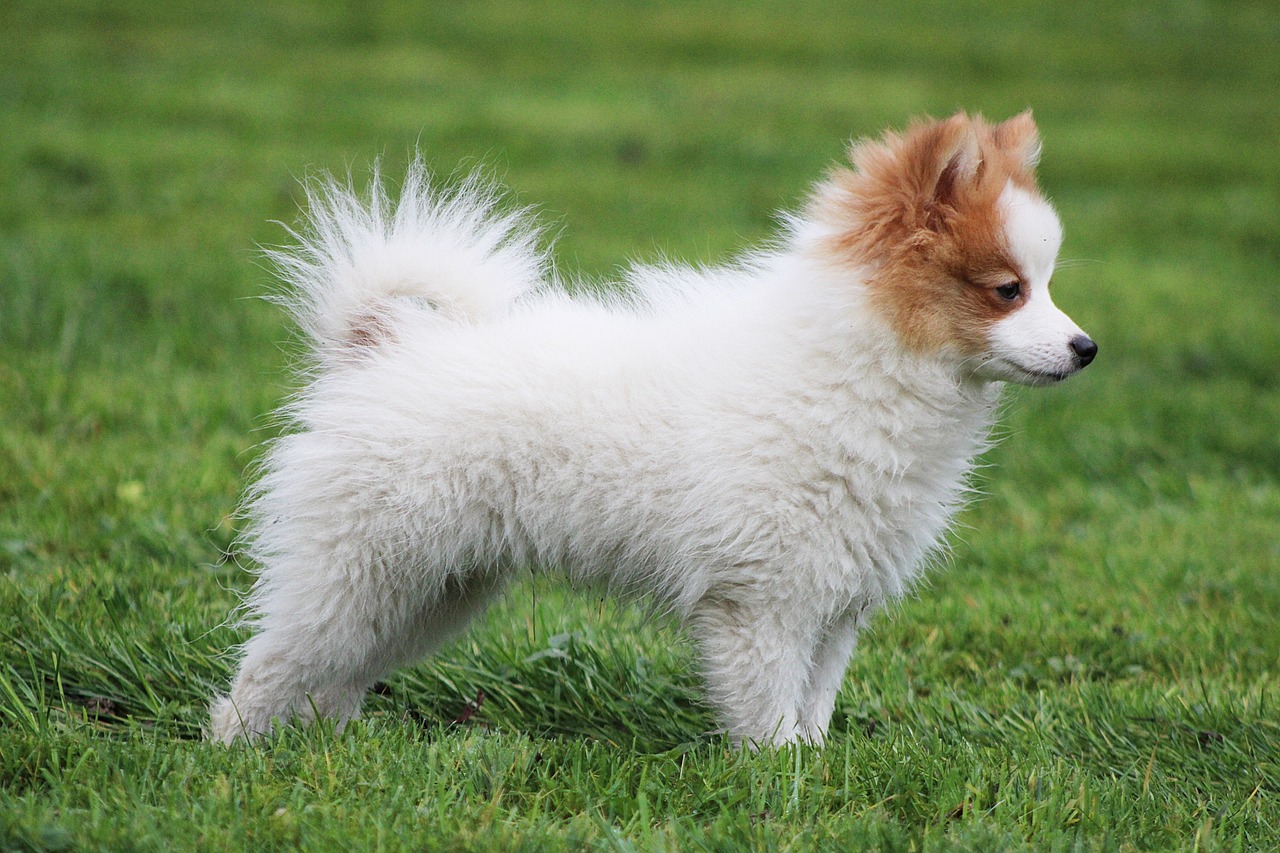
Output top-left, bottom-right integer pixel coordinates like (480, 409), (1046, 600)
(992, 110), (1041, 173)
(820, 113), (992, 258)
(926, 114), (982, 230)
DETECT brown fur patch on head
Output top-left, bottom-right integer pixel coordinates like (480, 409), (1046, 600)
(810, 111), (1047, 355)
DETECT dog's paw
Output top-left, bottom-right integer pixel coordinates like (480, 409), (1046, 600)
(208, 695), (253, 744)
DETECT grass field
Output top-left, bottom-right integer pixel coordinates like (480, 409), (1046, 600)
(2, 0), (1278, 849)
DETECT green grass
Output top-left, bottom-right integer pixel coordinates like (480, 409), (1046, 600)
(2, 0), (1278, 849)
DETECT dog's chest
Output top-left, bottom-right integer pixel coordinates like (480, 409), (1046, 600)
(796, 386), (998, 602)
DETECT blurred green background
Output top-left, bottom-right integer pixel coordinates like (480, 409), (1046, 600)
(2, 1), (1277, 849)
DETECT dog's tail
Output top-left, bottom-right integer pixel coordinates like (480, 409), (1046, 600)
(268, 160), (548, 355)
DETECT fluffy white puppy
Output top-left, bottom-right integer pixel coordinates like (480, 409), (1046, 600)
(211, 112), (1095, 747)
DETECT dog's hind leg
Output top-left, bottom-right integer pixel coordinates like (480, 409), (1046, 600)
(210, 565), (503, 743)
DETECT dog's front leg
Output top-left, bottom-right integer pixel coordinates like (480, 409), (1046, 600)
(688, 594), (824, 749)
(796, 612), (859, 744)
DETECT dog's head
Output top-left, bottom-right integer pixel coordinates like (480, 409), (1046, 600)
(811, 112), (1095, 385)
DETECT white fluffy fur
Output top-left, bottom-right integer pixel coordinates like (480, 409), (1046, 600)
(210, 157), (1078, 748)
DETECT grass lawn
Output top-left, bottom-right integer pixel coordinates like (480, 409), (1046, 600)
(2, 0), (1278, 849)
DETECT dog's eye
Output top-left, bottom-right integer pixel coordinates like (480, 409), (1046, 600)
(995, 281), (1022, 301)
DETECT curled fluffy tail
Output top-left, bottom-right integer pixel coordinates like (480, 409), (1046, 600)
(268, 161), (548, 354)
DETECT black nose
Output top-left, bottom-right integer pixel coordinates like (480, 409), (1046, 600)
(1070, 335), (1098, 367)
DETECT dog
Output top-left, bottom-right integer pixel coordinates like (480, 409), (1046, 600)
(210, 112), (1095, 747)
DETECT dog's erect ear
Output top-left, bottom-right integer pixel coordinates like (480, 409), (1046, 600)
(992, 110), (1041, 173)
(926, 114), (982, 229)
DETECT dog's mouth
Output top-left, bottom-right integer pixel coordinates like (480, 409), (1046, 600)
(989, 358), (1077, 386)
(1015, 364), (1072, 384)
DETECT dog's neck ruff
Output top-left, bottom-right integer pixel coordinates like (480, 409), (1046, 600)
(750, 246), (1003, 602)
